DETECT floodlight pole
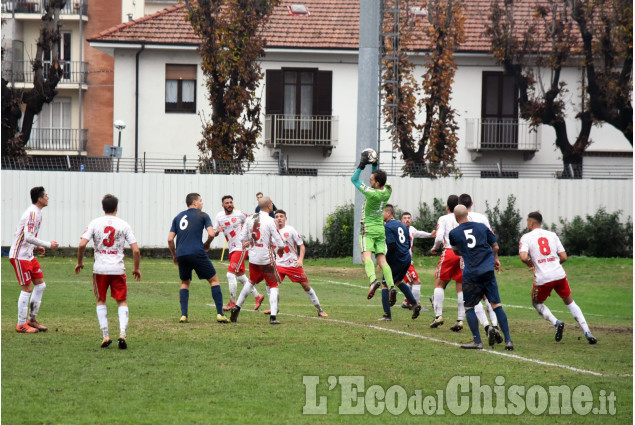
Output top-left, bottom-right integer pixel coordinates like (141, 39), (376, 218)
(353, 0), (381, 264)
(116, 129), (122, 172)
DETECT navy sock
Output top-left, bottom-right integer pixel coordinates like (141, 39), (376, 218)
(211, 285), (224, 315)
(493, 306), (512, 342)
(179, 288), (189, 317)
(397, 282), (417, 305)
(381, 288), (391, 316)
(466, 308), (481, 343)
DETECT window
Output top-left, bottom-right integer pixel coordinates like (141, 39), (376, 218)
(46, 32), (71, 80)
(481, 72), (518, 148)
(165, 64), (197, 113)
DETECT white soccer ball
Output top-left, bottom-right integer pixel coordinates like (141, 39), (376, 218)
(363, 148), (378, 164)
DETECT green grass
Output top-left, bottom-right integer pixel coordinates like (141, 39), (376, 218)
(2, 255), (632, 424)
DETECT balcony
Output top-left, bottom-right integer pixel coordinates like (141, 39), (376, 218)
(465, 118), (540, 159)
(264, 114), (338, 156)
(2, 60), (88, 85)
(1, 0), (87, 15)
(26, 128), (87, 152)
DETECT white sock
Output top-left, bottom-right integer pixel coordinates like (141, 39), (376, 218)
(484, 299), (498, 326)
(269, 287), (279, 316)
(97, 305), (109, 337)
(226, 272), (238, 302)
(29, 282), (46, 321)
(456, 291), (465, 321)
(532, 302), (558, 326)
(236, 282), (253, 307)
(305, 287), (320, 308)
(433, 288), (444, 317)
(118, 306), (129, 337)
(566, 301), (591, 334)
(412, 284), (421, 303)
(251, 285), (261, 298)
(474, 302), (489, 327)
(18, 291), (30, 325)
(265, 285), (271, 298)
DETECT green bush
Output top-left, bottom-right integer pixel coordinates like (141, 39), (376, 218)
(321, 203), (355, 257)
(485, 194), (523, 256)
(559, 208), (632, 258)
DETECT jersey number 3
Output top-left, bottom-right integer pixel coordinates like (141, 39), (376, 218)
(103, 226), (115, 247)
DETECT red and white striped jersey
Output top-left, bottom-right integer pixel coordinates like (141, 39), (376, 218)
(213, 209), (247, 254)
(81, 215), (137, 275)
(240, 212), (284, 265)
(274, 225), (303, 267)
(9, 205), (50, 261)
(519, 228), (566, 285)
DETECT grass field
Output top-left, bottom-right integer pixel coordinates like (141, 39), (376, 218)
(1, 255), (632, 424)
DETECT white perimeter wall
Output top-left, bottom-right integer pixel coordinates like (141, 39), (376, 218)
(2, 170), (632, 249)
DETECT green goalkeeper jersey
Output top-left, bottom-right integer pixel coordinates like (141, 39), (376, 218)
(351, 167), (392, 235)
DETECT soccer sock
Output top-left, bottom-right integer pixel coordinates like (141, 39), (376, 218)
(18, 291), (30, 325)
(484, 299), (498, 326)
(433, 287), (445, 317)
(456, 291), (465, 321)
(118, 306), (129, 337)
(381, 265), (394, 287)
(211, 285), (224, 315)
(364, 258), (376, 283)
(397, 282), (416, 305)
(474, 302), (489, 327)
(566, 301), (591, 334)
(493, 306), (512, 342)
(251, 285), (261, 298)
(465, 308), (481, 344)
(236, 282), (252, 308)
(305, 287), (321, 309)
(411, 284), (421, 303)
(269, 287), (279, 316)
(179, 289), (189, 317)
(226, 272), (238, 302)
(96, 305), (109, 337)
(532, 302), (558, 326)
(265, 284), (271, 298)
(381, 288), (391, 316)
(29, 282), (46, 321)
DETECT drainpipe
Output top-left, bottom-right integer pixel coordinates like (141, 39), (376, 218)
(134, 43), (145, 173)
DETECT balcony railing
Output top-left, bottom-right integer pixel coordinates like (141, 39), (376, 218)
(465, 118), (540, 151)
(265, 114), (338, 148)
(3, 60), (88, 85)
(27, 128), (87, 151)
(1, 0), (87, 15)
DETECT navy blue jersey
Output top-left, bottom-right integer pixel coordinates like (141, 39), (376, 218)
(449, 222), (497, 278)
(384, 218), (412, 266)
(169, 208), (213, 257)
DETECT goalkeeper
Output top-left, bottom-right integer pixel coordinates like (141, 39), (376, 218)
(351, 150), (394, 300)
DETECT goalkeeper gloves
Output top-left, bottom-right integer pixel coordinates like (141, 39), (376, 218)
(358, 151), (370, 170)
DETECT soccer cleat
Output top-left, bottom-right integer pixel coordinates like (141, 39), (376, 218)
(100, 336), (112, 348)
(317, 310), (328, 318)
(486, 326), (496, 347)
(493, 326), (503, 344)
(585, 332), (598, 345)
(263, 309), (271, 315)
(450, 320), (464, 333)
(388, 287), (397, 306)
(367, 280), (381, 300)
(430, 316), (444, 328)
(217, 314), (230, 324)
(27, 320), (47, 332)
(505, 340), (514, 351)
(179, 315), (188, 323)
(16, 323), (38, 333)
(411, 303), (422, 320)
(378, 314), (392, 321)
(230, 306), (241, 323)
(254, 294), (265, 311)
(555, 321), (565, 342)
(460, 340), (483, 349)
(222, 301), (236, 312)
(269, 315), (280, 325)
(118, 335), (127, 350)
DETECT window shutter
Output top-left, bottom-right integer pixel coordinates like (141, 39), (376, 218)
(315, 70), (332, 116)
(265, 70), (284, 114)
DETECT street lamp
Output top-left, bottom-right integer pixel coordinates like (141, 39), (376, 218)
(114, 120), (126, 172)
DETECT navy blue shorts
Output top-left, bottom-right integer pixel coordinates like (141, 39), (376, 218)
(388, 260), (411, 284)
(177, 253), (216, 282)
(461, 270), (501, 308)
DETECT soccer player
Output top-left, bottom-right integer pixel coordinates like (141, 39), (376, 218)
(254, 192), (277, 218)
(519, 211), (597, 344)
(75, 194), (141, 349)
(213, 195), (265, 311)
(9, 186), (59, 333)
(350, 150), (394, 300)
(271, 210), (328, 317)
(168, 193), (229, 324)
(230, 196), (285, 324)
(379, 204), (422, 321)
(399, 211), (435, 309)
(449, 205), (514, 350)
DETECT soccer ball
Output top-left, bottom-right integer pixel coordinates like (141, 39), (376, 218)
(363, 148), (378, 164)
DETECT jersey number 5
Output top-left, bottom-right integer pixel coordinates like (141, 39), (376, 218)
(103, 226), (115, 247)
(464, 229), (476, 248)
(251, 222), (261, 241)
(537, 237), (551, 255)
